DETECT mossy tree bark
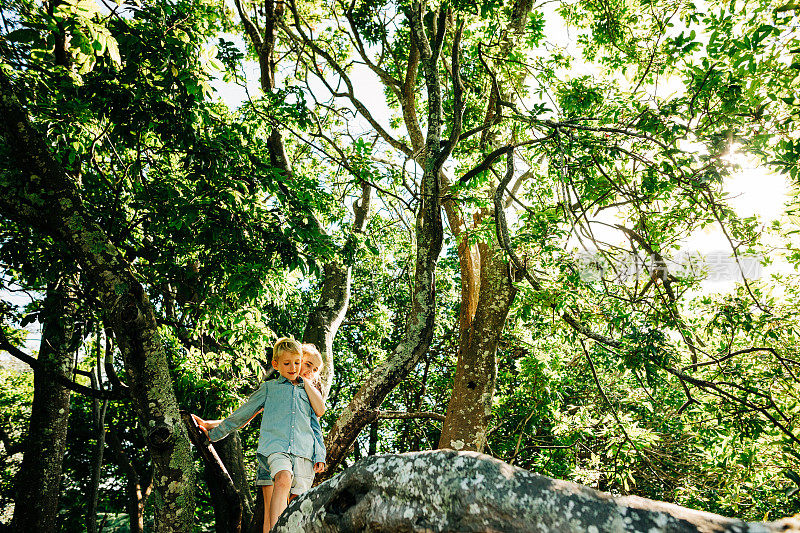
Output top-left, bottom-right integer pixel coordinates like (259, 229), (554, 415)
(0, 70), (195, 532)
(11, 279), (78, 533)
(438, 240), (517, 452)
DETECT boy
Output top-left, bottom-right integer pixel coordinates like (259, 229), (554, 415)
(192, 338), (325, 531)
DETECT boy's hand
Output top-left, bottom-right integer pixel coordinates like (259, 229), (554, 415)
(314, 462), (326, 473)
(191, 414), (210, 437)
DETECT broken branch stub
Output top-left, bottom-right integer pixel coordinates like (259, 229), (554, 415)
(275, 450), (800, 532)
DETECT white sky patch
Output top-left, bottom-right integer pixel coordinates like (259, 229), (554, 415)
(0, 284), (41, 368)
(723, 146), (789, 223)
(209, 33), (261, 107)
(683, 154), (793, 295)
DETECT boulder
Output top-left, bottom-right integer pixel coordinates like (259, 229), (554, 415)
(275, 449), (800, 532)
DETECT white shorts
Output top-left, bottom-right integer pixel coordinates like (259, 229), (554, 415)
(256, 452), (314, 495)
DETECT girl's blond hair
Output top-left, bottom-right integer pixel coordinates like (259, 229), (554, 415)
(301, 343), (323, 369)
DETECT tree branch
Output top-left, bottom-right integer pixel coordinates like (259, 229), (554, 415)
(372, 410), (445, 422)
(457, 135), (555, 185)
(435, 18), (464, 169)
(492, 151), (625, 350)
(0, 328), (128, 400)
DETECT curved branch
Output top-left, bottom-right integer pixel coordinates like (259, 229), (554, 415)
(281, 5), (411, 156)
(435, 18), (465, 169)
(234, 0), (262, 49)
(0, 328), (128, 400)
(401, 26), (425, 152)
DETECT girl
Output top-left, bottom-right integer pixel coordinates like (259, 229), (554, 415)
(300, 343), (326, 417)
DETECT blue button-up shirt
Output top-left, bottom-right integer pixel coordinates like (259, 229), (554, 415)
(208, 376), (326, 464)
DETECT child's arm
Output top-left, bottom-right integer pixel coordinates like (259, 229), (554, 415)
(201, 382), (268, 442)
(310, 411), (326, 471)
(303, 378), (326, 417)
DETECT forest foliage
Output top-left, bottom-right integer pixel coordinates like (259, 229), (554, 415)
(2, 0), (800, 529)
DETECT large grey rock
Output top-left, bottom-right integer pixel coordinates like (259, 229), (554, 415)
(274, 450), (800, 532)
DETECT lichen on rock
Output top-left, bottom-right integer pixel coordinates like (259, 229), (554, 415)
(273, 450), (800, 533)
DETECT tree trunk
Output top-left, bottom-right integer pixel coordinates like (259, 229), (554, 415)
(435, 0), (534, 453)
(319, 167), (442, 474)
(11, 280), (77, 533)
(0, 70), (195, 533)
(302, 261), (350, 398)
(442, 200), (481, 357)
(320, 2), (450, 477)
(439, 241), (517, 452)
(303, 180), (370, 398)
(275, 450), (800, 533)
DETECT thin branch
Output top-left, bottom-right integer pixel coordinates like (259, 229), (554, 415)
(372, 410), (445, 422)
(682, 347), (777, 372)
(582, 340), (663, 483)
(508, 406), (538, 465)
(457, 135), (555, 185)
(667, 366), (800, 446)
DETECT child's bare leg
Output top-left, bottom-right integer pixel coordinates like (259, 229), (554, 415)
(261, 485), (273, 533)
(269, 470), (292, 530)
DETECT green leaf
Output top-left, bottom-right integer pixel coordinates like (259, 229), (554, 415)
(73, 0), (100, 16)
(5, 28), (40, 43)
(107, 38), (121, 65)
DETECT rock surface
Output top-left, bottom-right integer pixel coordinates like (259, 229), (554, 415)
(274, 449), (800, 532)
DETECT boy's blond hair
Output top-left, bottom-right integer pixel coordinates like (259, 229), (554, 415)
(301, 343), (323, 369)
(272, 337), (302, 362)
